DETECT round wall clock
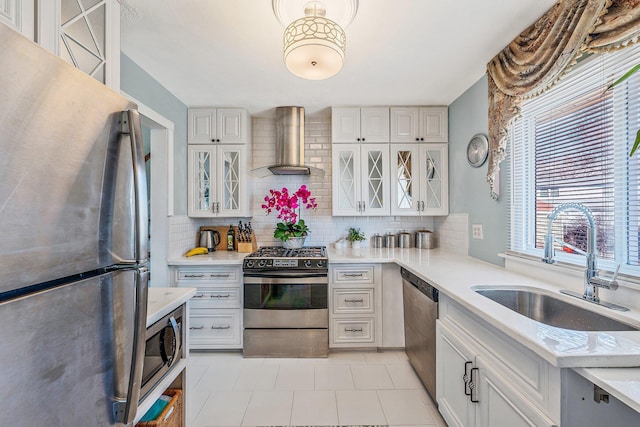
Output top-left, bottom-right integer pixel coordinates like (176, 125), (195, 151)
(467, 134), (489, 168)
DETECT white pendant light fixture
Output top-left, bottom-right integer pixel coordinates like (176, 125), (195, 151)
(281, 2), (348, 80)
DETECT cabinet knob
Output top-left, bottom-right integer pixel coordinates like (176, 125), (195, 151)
(356, 138), (361, 141)
(415, 138), (420, 141)
(420, 137), (424, 141)
(362, 138), (365, 141)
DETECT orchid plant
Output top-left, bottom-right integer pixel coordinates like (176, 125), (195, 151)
(262, 185), (318, 242)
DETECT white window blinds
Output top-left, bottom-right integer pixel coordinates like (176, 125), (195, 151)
(510, 45), (640, 272)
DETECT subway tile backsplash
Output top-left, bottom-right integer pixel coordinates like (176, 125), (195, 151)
(168, 113), (469, 258)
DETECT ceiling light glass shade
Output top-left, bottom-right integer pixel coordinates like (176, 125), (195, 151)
(283, 15), (346, 80)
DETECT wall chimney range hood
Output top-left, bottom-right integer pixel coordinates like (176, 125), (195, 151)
(251, 106), (325, 177)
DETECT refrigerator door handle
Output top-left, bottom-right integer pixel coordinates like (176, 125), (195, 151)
(121, 110), (149, 264)
(114, 267), (149, 424)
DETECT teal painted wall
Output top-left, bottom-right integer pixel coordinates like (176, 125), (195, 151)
(448, 75), (509, 266)
(120, 53), (188, 215)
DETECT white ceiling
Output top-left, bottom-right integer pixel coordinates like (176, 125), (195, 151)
(120, 0), (556, 116)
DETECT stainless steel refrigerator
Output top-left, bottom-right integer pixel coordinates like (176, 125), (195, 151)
(0, 24), (149, 426)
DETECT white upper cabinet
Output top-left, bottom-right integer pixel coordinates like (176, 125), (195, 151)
(188, 108), (248, 144)
(0, 0), (35, 40)
(35, 0), (121, 90)
(332, 107), (390, 143)
(390, 143), (448, 216)
(187, 145), (248, 217)
(332, 143), (390, 216)
(391, 106), (448, 142)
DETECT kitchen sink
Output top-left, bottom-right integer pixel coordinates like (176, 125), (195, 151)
(475, 288), (639, 332)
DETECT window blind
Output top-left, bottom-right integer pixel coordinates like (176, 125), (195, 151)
(510, 45), (640, 271)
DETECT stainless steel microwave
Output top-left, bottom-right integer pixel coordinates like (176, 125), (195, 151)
(140, 305), (183, 400)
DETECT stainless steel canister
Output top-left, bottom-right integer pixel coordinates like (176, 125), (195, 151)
(398, 232), (412, 248)
(415, 230), (436, 249)
(384, 233), (397, 248)
(372, 234), (384, 248)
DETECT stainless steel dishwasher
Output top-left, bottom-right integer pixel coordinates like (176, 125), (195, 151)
(402, 267), (439, 400)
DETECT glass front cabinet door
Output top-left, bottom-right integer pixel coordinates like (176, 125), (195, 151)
(188, 145), (247, 217)
(390, 143), (448, 216)
(332, 144), (390, 216)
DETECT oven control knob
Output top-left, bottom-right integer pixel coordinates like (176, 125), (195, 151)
(317, 260), (325, 268)
(258, 260), (267, 267)
(246, 260), (254, 268)
(304, 260), (312, 268)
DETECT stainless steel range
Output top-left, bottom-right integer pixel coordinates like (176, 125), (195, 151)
(242, 246), (328, 357)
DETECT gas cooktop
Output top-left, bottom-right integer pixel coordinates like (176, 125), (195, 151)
(243, 246), (327, 271)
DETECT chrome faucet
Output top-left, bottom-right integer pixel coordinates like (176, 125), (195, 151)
(542, 203), (626, 311)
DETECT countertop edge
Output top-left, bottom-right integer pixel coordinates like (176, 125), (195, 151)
(147, 287), (196, 327)
(167, 252), (248, 265)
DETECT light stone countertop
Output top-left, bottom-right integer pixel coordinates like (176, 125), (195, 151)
(147, 287), (196, 326)
(329, 246), (640, 413)
(167, 250), (248, 266)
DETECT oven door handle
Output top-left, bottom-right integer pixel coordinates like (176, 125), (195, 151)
(159, 316), (180, 367)
(244, 273), (328, 283)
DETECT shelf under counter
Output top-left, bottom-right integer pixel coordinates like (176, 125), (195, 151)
(134, 359), (186, 425)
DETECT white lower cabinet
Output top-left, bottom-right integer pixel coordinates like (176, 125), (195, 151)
(437, 294), (557, 427)
(174, 265), (242, 349)
(437, 293), (640, 427)
(330, 264), (382, 348)
(189, 309), (241, 349)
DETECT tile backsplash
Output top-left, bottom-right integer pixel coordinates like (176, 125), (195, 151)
(168, 112), (468, 258)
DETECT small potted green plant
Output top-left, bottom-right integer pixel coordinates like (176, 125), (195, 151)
(347, 227), (366, 249)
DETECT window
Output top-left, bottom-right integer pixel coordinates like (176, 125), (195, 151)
(510, 45), (640, 274)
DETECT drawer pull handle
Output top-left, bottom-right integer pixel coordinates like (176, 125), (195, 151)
(211, 325), (231, 330)
(192, 294), (205, 298)
(344, 273), (364, 277)
(189, 325), (204, 330)
(344, 298), (364, 303)
(212, 294), (231, 298)
(344, 327), (363, 332)
(184, 274), (205, 278)
(210, 274), (230, 278)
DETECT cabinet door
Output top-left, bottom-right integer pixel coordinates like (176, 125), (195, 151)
(332, 107), (361, 142)
(437, 321), (476, 427)
(187, 146), (215, 217)
(50, 0), (119, 88)
(390, 145), (420, 216)
(216, 108), (246, 143)
(216, 145), (247, 217)
(419, 107), (448, 142)
(360, 144), (390, 216)
(360, 107), (390, 142)
(420, 143), (448, 215)
(390, 107), (419, 142)
(188, 109), (217, 144)
(332, 144), (361, 215)
(1, 0), (34, 40)
(476, 355), (556, 427)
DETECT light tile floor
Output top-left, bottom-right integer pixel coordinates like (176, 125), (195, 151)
(187, 350), (448, 427)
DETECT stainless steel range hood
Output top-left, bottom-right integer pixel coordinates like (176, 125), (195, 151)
(251, 106), (325, 177)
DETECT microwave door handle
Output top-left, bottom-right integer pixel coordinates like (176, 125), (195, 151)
(121, 110), (149, 264)
(114, 267), (149, 424)
(168, 316), (180, 366)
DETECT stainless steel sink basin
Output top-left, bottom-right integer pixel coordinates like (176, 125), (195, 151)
(475, 288), (639, 332)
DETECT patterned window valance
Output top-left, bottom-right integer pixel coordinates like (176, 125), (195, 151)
(486, 0), (640, 200)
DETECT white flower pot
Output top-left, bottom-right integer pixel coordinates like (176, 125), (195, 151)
(283, 236), (306, 249)
(350, 241), (362, 249)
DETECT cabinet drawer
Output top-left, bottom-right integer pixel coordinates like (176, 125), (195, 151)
(176, 267), (241, 285)
(188, 309), (241, 347)
(189, 288), (241, 309)
(332, 318), (375, 344)
(333, 288), (374, 314)
(332, 266), (375, 284)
